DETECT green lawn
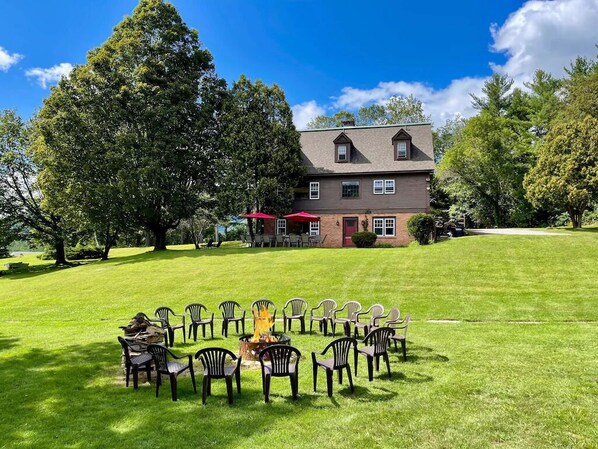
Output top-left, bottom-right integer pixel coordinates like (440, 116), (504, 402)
(1, 232), (597, 448)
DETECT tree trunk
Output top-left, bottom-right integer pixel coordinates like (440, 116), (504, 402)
(153, 227), (168, 251)
(54, 238), (68, 266)
(248, 218), (255, 241)
(101, 230), (116, 260)
(567, 207), (583, 229)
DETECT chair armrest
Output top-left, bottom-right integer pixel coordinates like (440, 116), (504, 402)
(309, 305), (321, 317)
(355, 311), (369, 322)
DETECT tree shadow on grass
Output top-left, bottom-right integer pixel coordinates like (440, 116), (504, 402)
(0, 263), (75, 280)
(0, 335), (19, 352)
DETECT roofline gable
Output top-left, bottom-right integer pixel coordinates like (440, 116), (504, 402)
(333, 132), (353, 144)
(391, 129), (412, 141)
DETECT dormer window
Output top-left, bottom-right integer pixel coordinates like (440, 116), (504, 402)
(333, 132), (352, 163)
(392, 129), (412, 160)
(337, 145), (347, 161)
(397, 142), (407, 158)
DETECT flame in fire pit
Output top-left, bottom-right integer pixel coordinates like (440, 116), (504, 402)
(251, 306), (277, 343)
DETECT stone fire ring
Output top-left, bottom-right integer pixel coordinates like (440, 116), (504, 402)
(238, 333), (291, 365)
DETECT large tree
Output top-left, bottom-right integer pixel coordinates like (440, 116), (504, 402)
(36, 0), (226, 252)
(0, 110), (70, 264)
(524, 117), (598, 228)
(438, 113), (535, 227)
(219, 75), (304, 237)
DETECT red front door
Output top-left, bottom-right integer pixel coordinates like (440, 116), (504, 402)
(343, 217), (358, 246)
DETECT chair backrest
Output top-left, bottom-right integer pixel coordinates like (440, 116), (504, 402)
(185, 303), (207, 321)
(147, 344), (170, 372)
(219, 301), (241, 319)
(394, 313), (411, 337)
(195, 347), (237, 377)
(319, 299), (337, 318)
(365, 304), (385, 325)
(323, 337), (357, 369)
(276, 234), (284, 243)
(263, 235), (271, 244)
(311, 235), (321, 244)
(339, 301), (361, 320)
(386, 307), (400, 323)
(259, 344), (301, 375)
(285, 298), (308, 316)
(155, 307), (174, 326)
(254, 234), (263, 243)
(364, 327), (395, 356)
(118, 337), (132, 364)
(252, 299), (276, 315)
(301, 234), (310, 243)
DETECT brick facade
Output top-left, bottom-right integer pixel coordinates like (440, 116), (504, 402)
(264, 212), (417, 247)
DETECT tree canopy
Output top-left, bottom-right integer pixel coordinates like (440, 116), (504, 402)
(35, 0), (226, 253)
(219, 75), (304, 236)
(524, 117), (598, 228)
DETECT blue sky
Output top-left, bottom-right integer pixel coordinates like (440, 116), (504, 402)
(1, 0), (598, 127)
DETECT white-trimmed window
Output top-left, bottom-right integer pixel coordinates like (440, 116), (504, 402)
(309, 221), (320, 236)
(276, 219), (286, 235)
(373, 217), (395, 237)
(337, 145), (347, 161)
(309, 182), (320, 199)
(385, 180), (395, 194)
(397, 142), (407, 158)
(373, 180), (384, 195)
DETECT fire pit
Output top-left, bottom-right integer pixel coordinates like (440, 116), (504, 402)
(239, 306), (290, 361)
(239, 333), (291, 361)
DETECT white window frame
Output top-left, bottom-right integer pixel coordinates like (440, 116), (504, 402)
(276, 219), (286, 235)
(373, 217), (395, 237)
(384, 218), (396, 236)
(385, 179), (395, 194)
(397, 142), (407, 158)
(373, 218), (384, 236)
(337, 145), (347, 161)
(373, 180), (383, 195)
(309, 182), (320, 200)
(309, 221), (320, 236)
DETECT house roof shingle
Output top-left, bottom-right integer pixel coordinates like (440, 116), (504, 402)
(299, 123), (435, 175)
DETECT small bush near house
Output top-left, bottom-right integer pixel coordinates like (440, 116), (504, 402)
(351, 231), (377, 248)
(407, 213), (435, 245)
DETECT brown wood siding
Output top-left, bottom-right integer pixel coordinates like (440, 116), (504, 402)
(294, 173), (430, 213)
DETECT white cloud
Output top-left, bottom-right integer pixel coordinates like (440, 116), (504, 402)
(292, 100), (326, 129)
(491, 0), (598, 84)
(333, 77), (486, 126)
(25, 62), (73, 88)
(0, 46), (23, 71)
(298, 0), (598, 127)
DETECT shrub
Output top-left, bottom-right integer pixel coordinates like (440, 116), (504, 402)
(67, 245), (103, 260)
(351, 231), (377, 248)
(407, 213), (435, 245)
(38, 245), (104, 261)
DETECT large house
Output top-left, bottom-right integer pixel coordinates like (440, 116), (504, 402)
(266, 121), (435, 247)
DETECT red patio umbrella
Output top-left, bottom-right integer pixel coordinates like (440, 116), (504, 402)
(283, 211), (320, 222)
(240, 212), (277, 219)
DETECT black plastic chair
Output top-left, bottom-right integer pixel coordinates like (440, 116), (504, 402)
(185, 303), (214, 340)
(356, 327), (395, 381)
(312, 337), (357, 397)
(218, 301), (246, 337)
(195, 348), (242, 404)
(388, 314), (411, 361)
(354, 304), (385, 338)
(282, 298), (308, 334)
(259, 344), (301, 403)
(309, 299), (337, 336)
(251, 299), (277, 332)
(155, 307), (186, 347)
(118, 336), (152, 389)
(146, 344), (196, 401)
(332, 301), (362, 336)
